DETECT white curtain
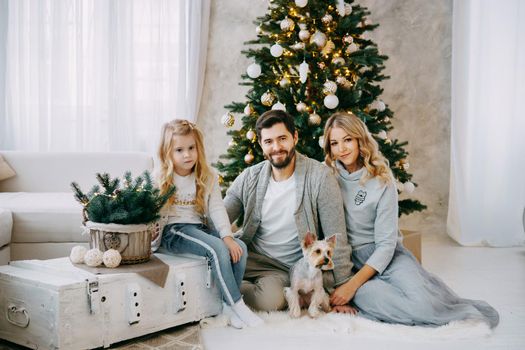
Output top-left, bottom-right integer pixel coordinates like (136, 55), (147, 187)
(0, 0), (210, 153)
(448, 0), (525, 246)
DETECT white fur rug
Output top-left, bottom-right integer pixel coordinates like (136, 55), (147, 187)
(200, 311), (491, 342)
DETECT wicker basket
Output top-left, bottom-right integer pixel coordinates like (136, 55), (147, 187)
(85, 221), (153, 264)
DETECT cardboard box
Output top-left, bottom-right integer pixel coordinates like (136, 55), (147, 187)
(400, 229), (422, 263)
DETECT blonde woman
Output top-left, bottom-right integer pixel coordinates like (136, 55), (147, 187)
(324, 112), (499, 328)
(154, 119), (263, 329)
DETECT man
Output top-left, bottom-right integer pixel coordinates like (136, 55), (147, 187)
(224, 110), (353, 311)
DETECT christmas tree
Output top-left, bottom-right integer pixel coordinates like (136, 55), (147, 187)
(215, 0), (426, 216)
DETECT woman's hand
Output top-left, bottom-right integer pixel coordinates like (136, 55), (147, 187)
(330, 280), (358, 306)
(222, 236), (243, 263)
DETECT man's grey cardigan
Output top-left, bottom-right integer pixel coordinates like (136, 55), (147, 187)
(223, 152), (353, 286)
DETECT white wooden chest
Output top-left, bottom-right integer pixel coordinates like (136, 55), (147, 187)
(0, 253), (221, 349)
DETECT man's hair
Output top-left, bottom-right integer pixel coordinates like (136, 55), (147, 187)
(255, 110), (296, 140)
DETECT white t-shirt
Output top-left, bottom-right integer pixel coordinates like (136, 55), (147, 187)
(252, 174), (302, 267)
(166, 172), (202, 225)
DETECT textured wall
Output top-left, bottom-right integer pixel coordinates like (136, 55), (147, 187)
(198, 0), (452, 235)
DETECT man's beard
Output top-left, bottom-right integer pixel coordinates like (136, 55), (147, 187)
(267, 146), (296, 169)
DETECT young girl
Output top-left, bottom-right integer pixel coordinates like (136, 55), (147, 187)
(323, 112), (499, 328)
(152, 119), (263, 329)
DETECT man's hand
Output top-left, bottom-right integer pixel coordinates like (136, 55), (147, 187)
(222, 236), (243, 263)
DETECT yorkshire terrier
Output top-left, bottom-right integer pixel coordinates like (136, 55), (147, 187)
(284, 232), (336, 318)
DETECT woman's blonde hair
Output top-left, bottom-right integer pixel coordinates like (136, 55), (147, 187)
(324, 112), (392, 184)
(157, 119), (211, 214)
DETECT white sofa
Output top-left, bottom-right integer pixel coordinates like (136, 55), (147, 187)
(0, 151), (154, 264)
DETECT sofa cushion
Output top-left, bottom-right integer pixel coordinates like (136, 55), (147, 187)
(0, 155), (16, 181)
(0, 208), (12, 247)
(0, 193), (87, 243)
(0, 151), (154, 192)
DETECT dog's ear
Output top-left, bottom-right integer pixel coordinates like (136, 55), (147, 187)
(302, 231), (316, 249)
(325, 234), (337, 248)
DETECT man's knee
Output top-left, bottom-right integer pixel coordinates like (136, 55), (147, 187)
(241, 276), (288, 311)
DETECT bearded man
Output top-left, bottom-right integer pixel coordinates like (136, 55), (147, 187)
(223, 110), (353, 311)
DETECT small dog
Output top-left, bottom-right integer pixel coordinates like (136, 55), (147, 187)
(284, 232), (336, 318)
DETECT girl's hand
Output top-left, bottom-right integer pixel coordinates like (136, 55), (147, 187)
(222, 236), (243, 263)
(330, 280), (358, 306)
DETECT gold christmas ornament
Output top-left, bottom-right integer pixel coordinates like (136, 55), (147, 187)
(308, 113), (322, 126)
(218, 175), (224, 185)
(221, 113), (235, 127)
(343, 34), (353, 44)
(323, 80), (338, 95)
(336, 76), (353, 89)
(244, 152), (255, 164)
(261, 91), (276, 106)
(321, 14), (333, 24)
(321, 40), (336, 55)
(280, 17), (295, 32)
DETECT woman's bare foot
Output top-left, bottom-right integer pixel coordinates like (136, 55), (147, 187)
(331, 305), (358, 315)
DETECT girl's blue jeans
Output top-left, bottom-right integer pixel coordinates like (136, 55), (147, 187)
(161, 223), (247, 306)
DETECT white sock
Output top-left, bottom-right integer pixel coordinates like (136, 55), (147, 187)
(222, 303), (245, 329)
(231, 299), (264, 327)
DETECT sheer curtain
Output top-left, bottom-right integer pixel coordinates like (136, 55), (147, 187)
(448, 0), (525, 246)
(0, 0), (210, 153)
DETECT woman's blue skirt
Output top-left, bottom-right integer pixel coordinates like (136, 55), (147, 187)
(351, 243), (499, 328)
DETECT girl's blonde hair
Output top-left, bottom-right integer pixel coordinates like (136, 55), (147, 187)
(323, 112), (392, 184)
(157, 119), (211, 214)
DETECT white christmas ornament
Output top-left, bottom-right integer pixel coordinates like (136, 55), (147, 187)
(247, 63), (261, 79)
(221, 113), (235, 127)
(291, 42), (305, 50)
(396, 182), (405, 192)
(272, 101), (286, 111)
(280, 17), (295, 31)
(228, 139), (237, 147)
(403, 162), (410, 170)
(323, 80), (338, 95)
(324, 94), (339, 109)
(246, 129), (256, 141)
(103, 249), (121, 268)
(346, 43), (359, 54)
(296, 102), (307, 112)
(244, 104), (253, 116)
(270, 44), (284, 57)
(256, 26), (262, 35)
(295, 0), (308, 8)
(343, 34), (353, 44)
(279, 77), (290, 87)
(299, 61), (309, 83)
(310, 31), (327, 48)
(69, 245), (87, 264)
(370, 100), (386, 111)
(345, 4), (353, 15)
(332, 57), (345, 65)
(318, 137), (325, 148)
(84, 248), (103, 267)
(377, 130), (387, 140)
(404, 181), (415, 193)
(299, 29), (311, 41)
(336, 0), (345, 16)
